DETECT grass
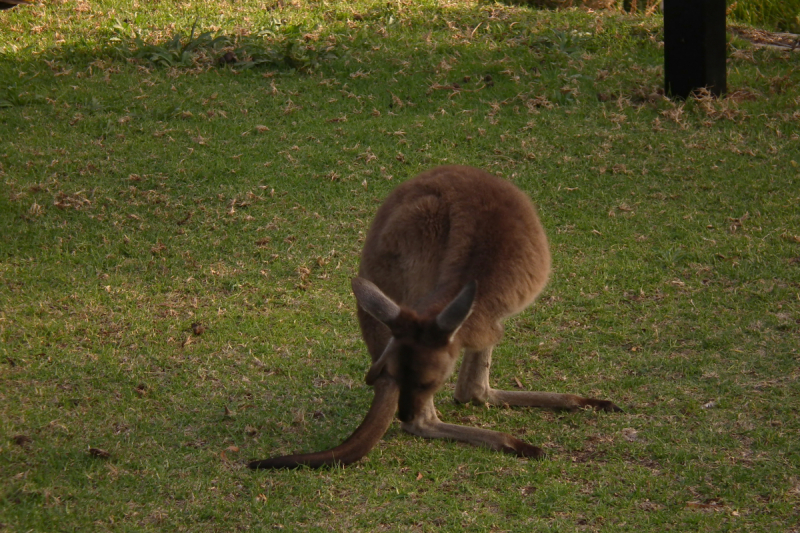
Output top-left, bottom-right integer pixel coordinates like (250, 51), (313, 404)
(728, 0), (800, 34)
(1, 1), (799, 531)
(504, 0), (800, 34)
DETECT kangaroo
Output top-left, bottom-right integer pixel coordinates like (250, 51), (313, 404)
(249, 165), (620, 469)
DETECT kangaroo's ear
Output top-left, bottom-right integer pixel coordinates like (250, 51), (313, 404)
(351, 277), (401, 325)
(436, 281), (477, 335)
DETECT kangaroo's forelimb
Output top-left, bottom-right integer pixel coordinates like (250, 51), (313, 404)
(401, 401), (546, 459)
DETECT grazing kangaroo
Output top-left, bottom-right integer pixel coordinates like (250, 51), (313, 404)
(249, 165), (620, 469)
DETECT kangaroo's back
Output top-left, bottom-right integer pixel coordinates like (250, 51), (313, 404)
(358, 165), (550, 352)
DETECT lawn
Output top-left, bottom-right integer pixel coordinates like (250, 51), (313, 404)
(1, 1), (799, 531)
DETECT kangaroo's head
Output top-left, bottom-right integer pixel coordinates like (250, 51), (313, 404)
(351, 278), (476, 423)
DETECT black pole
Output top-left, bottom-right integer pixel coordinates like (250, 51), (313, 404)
(664, 0), (727, 99)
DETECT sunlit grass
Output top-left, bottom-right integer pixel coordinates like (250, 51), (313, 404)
(1, 1), (799, 531)
(729, 0), (800, 33)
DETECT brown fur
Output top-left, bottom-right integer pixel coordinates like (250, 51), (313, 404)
(249, 165), (620, 469)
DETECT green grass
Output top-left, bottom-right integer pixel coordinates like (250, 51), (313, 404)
(504, 0), (800, 34)
(1, 1), (799, 531)
(728, 0), (800, 33)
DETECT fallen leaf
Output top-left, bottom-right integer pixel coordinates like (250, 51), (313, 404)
(686, 498), (724, 510)
(621, 427), (639, 442)
(637, 500), (664, 511)
(390, 93), (404, 108)
(13, 435), (32, 447)
(89, 447), (111, 458)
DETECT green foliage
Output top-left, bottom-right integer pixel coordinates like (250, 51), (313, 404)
(0, 83), (28, 108)
(105, 15), (339, 71)
(110, 17), (230, 68)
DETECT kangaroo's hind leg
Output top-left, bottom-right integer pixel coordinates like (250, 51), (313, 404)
(454, 346), (621, 412)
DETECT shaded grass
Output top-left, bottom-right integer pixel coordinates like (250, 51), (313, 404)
(1, 1), (800, 532)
